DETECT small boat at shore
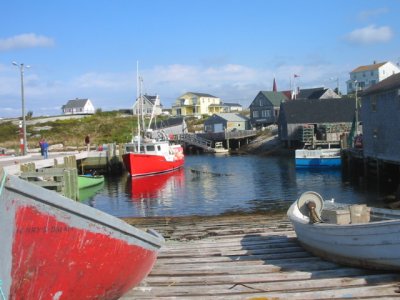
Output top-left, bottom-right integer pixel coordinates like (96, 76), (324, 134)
(295, 148), (341, 168)
(0, 166), (164, 299)
(287, 191), (400, 270)
(211, 142), (229, 154)
(78, 174), (105, 189)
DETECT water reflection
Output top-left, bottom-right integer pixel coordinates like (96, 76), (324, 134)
(79, 182), (105, 201)
(85, 154), (382, 218)
(128, 169), (185, 201)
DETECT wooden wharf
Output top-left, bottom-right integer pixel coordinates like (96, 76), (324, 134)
(0, 146), (123, 200)
(122, 211), (400, 299)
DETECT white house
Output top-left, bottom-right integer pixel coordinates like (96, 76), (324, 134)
(62, 98), (95, 115)
(221, 102), (243, 112)
(132, 94), (162, 116)
(347, 61), (400, 94)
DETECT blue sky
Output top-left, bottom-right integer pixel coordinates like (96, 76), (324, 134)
(0, 0), (399, 118)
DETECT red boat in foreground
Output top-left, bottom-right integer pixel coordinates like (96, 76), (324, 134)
(123, 139), (184, 177)
(0, 167), (164, 299)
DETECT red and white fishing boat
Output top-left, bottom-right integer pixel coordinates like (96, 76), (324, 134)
(123, 138), (184, 177)
(0, 166), (164, 299)
(122, 68), (184, 177)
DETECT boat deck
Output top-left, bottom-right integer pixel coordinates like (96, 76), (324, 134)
(121, 211), (400, 299)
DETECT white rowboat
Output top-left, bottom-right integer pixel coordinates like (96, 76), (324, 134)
(287, 191), (400, 270)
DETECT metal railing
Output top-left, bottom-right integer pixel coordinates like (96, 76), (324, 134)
(176, 133), (213, 150)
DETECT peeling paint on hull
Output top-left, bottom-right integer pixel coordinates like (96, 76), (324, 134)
(0, 167), (164, 299)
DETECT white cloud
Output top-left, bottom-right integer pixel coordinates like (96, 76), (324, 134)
(344, 25), (393, 45)
(0, 61), (349, 118)
(0, 33), (54, 51)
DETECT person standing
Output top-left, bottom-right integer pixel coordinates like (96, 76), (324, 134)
(41, 138), (49, 159)
(39, 138), (45, 157)
(85, 134), (90, 152)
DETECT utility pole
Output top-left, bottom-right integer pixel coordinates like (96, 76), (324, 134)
(12, 62), (29, 156)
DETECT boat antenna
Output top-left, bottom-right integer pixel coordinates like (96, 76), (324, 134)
(136, 61), (141, 149)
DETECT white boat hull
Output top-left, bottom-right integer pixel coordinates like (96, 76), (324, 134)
(288, 201), (400, 270)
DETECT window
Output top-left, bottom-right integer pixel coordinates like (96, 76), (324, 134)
(253, 111), (259, 118)
(146, 145), (155, 152)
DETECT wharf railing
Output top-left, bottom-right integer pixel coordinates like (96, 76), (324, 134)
(19, 156), (79, 200)
(177, 133), (213, 151)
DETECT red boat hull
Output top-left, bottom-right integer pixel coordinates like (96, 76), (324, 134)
(122, 152), (184, 177)
(0, 168), (164, 299)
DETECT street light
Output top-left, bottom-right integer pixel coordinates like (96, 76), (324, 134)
(354, 80), (359, 135)
(12, 61), (30, 156)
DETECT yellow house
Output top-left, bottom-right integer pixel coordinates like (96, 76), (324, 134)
(171, 92), (222, 116)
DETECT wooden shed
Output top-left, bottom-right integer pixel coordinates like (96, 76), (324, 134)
(278, 98), (356, 148)
(204, 113), (250, 133)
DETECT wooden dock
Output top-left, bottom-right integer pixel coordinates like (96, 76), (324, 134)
(122, 212), (400, 299)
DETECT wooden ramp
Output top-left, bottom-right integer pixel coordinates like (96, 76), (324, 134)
(121, 212), (400, 299)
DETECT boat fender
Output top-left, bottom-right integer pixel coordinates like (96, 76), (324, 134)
(307, 201), (323, 224)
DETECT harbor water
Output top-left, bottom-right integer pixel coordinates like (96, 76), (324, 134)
(83, 154), (382, 218)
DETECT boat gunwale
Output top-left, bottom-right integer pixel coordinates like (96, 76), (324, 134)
(288, 202), (400, 229)
(5, 173), (164, 249)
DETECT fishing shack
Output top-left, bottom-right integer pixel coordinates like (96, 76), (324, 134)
(278, 97), (356, 148)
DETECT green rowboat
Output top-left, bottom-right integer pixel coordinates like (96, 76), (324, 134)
(78, 175), (105, 189)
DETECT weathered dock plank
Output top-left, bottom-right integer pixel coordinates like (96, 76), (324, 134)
(121, 213), (400, 299)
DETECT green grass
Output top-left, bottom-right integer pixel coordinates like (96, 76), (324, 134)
(0, 112), (193, 152)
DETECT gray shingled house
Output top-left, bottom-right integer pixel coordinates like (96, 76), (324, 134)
(204, 113), (250, 133)
(148, 117), (188, 139)
(278, 98), (356, 148)
(361, 73), (400, 163)
(132, 94), (163, 116)
(249, 91), (289, 128)
(296, 87), (340, 100)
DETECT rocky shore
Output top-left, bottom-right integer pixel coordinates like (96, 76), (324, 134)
(238, 133), (292, 156)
